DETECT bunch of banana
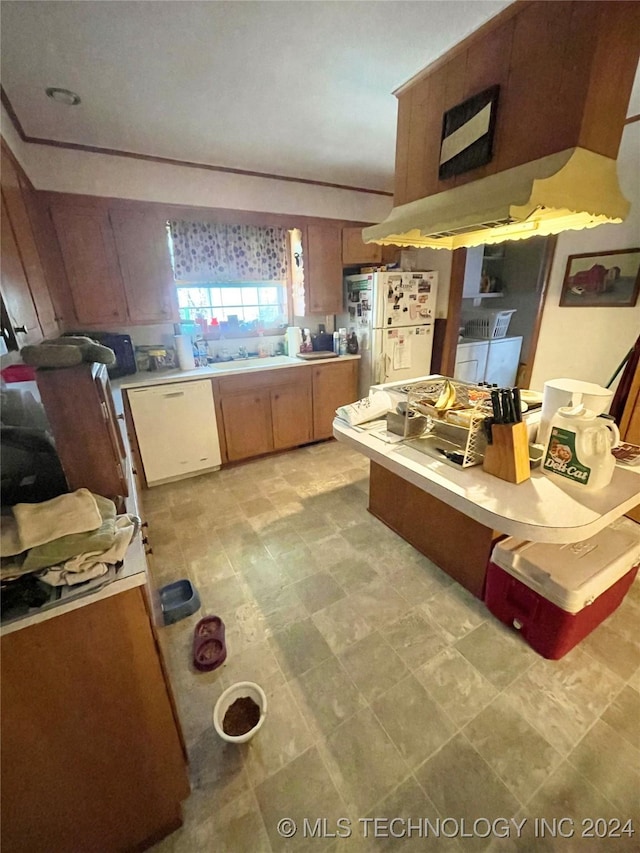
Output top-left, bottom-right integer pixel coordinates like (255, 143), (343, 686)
(434, 379), (457, 412)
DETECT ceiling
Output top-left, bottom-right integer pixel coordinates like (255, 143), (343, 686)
(0, 0), (516, 193)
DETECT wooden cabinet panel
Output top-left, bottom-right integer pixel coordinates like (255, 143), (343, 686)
(303, 224), (343, 314)
(50, 205), (128, 325)
(271, 381), (312, 450)
(1, 147), (58, 339)
(110, 209), (178, 324)
(312, 359), (358, 440)
(0, 195), (42, 346)
(36, 363), (128, 500)
(0, 587), (189, 853)
(342, 227), (382, 266)
(220, 390), (273, 461)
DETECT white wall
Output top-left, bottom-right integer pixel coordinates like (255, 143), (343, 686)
(1, 105), (392, 224)
(530, 121), (640, 391)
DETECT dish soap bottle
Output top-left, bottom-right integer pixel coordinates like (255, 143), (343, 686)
(541, 404), (620, 491)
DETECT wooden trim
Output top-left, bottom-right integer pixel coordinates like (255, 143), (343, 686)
(441, 248), (467, 377)
(624, 114), (640, 125)
(518, 234), (558, 389)
(0, 137), (35, 192)
(393, 0), (532, 97)
(1, 87), (391, 198)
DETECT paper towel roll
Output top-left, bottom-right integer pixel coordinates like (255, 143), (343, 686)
(174, 335), (196, 370)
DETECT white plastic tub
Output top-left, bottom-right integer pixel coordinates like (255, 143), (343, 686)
(213, 681), (267, 743)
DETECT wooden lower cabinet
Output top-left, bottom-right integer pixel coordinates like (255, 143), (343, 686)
(0, 586), (190, 853)
(312, 359), (359, 440)
(368, 462), (502, 599)
(272, 382), (313, 450)
(216, 361), (357, 462)
(221, 389), (274, 461)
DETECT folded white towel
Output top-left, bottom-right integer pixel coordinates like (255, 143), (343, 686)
(39, 562), (109, 587)
(12, 489), (101, 551)
(336, 391), (393, 427)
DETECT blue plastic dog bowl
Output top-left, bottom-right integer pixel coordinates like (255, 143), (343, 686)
(159, 579), (201, 625)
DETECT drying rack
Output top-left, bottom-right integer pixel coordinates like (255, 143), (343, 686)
(399, 377), (493, 467)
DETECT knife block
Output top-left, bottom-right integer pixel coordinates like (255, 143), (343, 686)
(483, 422), (530, 484)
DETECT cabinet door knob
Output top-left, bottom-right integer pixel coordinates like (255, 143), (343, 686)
(13, 325), (27, 334)
(141, 521), (149, 529)
(117, 413), (125, 420)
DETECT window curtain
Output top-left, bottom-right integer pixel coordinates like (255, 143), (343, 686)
(168, 220), (289, 282)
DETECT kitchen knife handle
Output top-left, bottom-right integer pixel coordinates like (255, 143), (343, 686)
(500, 388), (513, 423)
(491, 389), (502, 423)
(512, 388), (522, 422)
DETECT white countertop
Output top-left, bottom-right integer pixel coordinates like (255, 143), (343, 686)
(113, 353), (360, 391)
(333, 415), (640, 545)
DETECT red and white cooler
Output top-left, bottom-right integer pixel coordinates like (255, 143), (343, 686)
(484, 518), (640, 660)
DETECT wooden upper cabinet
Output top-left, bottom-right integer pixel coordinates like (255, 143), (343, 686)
(109, 210), (178, 324)
(342, 227), (382, 266)
(50, 205), (128, 326)
(303, 224), (343, 315)
(0, 194), (42, 346)
(0, 146), (58, 340)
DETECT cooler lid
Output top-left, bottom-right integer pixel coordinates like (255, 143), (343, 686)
(491, 518), (640, 613)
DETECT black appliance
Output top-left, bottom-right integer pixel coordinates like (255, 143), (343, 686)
(66, 331), (137, 378)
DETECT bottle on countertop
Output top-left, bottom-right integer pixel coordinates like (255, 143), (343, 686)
(347, 329), (359, 354)
(338, 328), (348, 356)
(332, 332), (340, 355)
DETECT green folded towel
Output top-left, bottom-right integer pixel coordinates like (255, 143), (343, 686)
(20, 336), (116, 368)
(22, 495), (117, 572)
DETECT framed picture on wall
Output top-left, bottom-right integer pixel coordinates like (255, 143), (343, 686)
(559, 248), (640, 307)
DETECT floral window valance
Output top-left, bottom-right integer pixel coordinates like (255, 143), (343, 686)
(168, 220), (289, 283)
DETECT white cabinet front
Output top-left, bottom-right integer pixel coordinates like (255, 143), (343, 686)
(128, 379), (221, 485)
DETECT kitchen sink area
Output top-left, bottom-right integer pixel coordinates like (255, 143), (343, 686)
(208, 355), (298, 371)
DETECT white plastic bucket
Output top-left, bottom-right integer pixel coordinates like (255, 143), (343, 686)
(213, 681), (267, 744)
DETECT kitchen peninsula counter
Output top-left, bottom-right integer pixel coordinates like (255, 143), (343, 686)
(333, 409), (640, 597)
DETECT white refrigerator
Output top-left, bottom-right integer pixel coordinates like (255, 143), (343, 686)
(340, 271), (438, 399)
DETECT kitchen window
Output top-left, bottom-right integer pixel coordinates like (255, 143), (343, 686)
(175, 282), (286, 328)
(167, 219), (290, 335)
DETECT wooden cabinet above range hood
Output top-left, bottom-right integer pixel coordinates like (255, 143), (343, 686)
(367, 0), (639, 250)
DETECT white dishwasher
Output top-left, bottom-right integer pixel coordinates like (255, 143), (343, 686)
(127, 380), (221, 486)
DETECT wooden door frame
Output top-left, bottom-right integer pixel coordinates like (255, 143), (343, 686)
(440, 236), (558, 386)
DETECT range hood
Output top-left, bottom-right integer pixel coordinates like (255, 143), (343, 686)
(363, 147), (630, 251)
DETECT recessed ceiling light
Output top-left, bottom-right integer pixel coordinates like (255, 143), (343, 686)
(45, 87), (81, 106)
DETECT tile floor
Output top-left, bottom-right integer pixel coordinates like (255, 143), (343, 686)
(148, 440), (640, 852)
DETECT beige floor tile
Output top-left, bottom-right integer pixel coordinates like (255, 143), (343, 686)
(269, 618), (334, 679)
(350, 579), (412, 628)
(464, 694), (564, 806)
(517, 761), (638, 853)
(385, 608), (454, 671)
(419, 586), (487, 641)
(255, 746), (347, 853)
(580, 618), (640, 681)
(242, 682), (314, 787)
(455, 621), (537, 690)
(415, 735), (520, 847)
(312, 594), (374, 655)
(567, 719), (640, 816)
(601, 685), (640, 749)
(176, 790), (272, 853)
(339, 631), (410, 703)
(289, 656), (367, 739)
(329, 556), (380, 593)
(416, 647), (497, 728)
(372, 675), (457, 769)
(320, 707), (408, 815)
(506, 647), (624, 755)
(293, 571), (346, 614)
